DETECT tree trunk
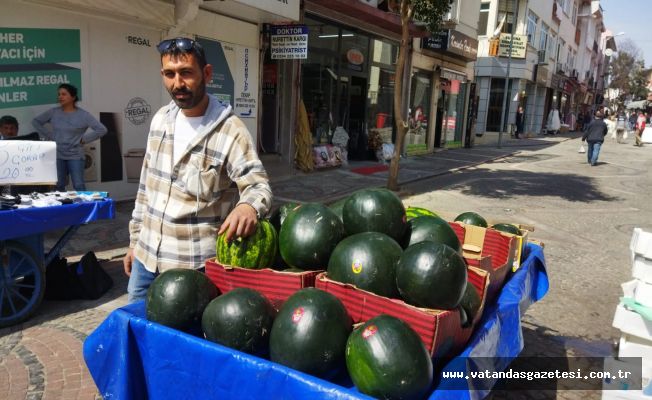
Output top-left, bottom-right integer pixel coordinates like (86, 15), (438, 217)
(387, 1), (412, 191)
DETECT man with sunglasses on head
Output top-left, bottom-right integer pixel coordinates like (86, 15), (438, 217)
(123, 37), (273, 303)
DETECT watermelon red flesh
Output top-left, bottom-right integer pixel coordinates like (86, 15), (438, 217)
(216, 220), (277, 269)
(346, 314), (433, 400)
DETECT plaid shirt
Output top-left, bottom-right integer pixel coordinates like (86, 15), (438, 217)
(129, 96), (272, 273)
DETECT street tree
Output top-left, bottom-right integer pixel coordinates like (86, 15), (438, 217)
(387, 0), (451, 191)
(608, 39), (650, 107)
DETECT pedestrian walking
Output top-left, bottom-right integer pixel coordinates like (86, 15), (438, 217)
(581, 111), (608, 166)
(32, 84), (108, 191)
(123, 37), (273, 303)
(606, 114), (617, 142)
(515, 106), (525, 139)
(635, 111), (646, 147)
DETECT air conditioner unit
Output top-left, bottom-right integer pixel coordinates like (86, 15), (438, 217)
(538, 50), (548, 65)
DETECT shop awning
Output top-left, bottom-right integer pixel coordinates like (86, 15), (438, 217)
(305, 0), (428, 38)
(626, 100), (648, 110)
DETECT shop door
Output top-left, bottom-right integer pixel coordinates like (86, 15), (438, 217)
(261, 62), (278, 153)
(434, 90), (446, 148)
(347, 76), (369, 159)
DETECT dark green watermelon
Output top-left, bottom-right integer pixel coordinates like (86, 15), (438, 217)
(346, 314), (433, 400)
(491, 223), (522, 236)
(269, 202), (300, 231)
(396, 242), (467, 309)
(201, 288), (275, 354)
(279, 203), (344, 270)
(269, 288), (352, 377)
(328, 197), (348, 222)
(268, 203), (300, 270)
(458, 306), (469, 328)
(147, 268), (219, 331)
(405, 215), (461, 252)
(216, 220), (277, 269)
(405, 206), (438, 220)
(454, 211), (488, 227)
(459, 283), (481, 326)
(327, 232), (402, 298)
(342, 188), (408, 243)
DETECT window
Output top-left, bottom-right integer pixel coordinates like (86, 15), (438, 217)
(527, 11), (538, 45)
(539, 23), (549, 52)
(557, 38), (566, 70)
(445, 0), (459, 22)
(572, 2), (578, 25)
(548, 31), (557, 60)
(498, 0), (516, 34)
(564, 0), (572, 15)
(478, 2), (490, 36)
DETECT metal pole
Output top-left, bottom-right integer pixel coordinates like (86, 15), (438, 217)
(498, 0), (520, 148)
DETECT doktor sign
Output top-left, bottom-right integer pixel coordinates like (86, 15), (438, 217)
(270, 25), (308, 60)
(0, 28), (81, 109)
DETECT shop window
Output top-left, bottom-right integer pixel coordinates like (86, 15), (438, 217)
(478, 2), (490, 36)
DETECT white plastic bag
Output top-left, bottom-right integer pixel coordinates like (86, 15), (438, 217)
(578, 144), (586, 153)
(624, 131), (629, 140)
(382, 143), (394, 161)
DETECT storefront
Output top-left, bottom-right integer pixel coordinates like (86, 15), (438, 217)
(1, 0), (299, 200)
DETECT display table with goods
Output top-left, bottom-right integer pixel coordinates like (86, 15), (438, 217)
(0, 194), (115, 327)
(83, 241), (548, 400)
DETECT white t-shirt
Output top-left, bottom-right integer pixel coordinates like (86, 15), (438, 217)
(174, 112), (203, 164)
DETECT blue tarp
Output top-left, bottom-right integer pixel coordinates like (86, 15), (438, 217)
(0, 200), (115, 240)
(83, 243), (548, 400)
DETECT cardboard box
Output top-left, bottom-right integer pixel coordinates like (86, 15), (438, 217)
(449, 222), (518, 305)
(618, 334), (652, 362)
(631, 228), (652, 260)
(204, 259), (321, 309)
(315, 266), (490, 358)
(636, 282), (652, 309)
(602, 357), (650, 398)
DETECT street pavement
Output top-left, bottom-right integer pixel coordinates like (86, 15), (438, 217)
(1, 130), (650, 399)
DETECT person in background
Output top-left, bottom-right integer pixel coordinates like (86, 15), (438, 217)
(629, 111), (638, 134)
(581, 111), (608, 166)
(123, 37), (273, 303)
(515, 106), (525, 139)
(605, 114), (617, 143)
(0, 115), (19, 139)
(635, 110), (646, 147)
(32, 84), (107, 192)
(615, 110), (627, 144)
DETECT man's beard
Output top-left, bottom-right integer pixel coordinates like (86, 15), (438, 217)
(169, 78), (206, 110)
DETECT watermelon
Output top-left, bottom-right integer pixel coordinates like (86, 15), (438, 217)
(147, 268), (219, 332)
(396, 242), (467, 309)
(268, 202), (300, 231)
(454, 211), (488, 227)
(327, 232), (403, 298)
(201, 288), (275, 355)
(346, 314), (433, 400)
(328, 197), (348, 222)
(491, 223), (522, 236)
(459, 283), (481, 327)
(405, 206), (438, 220)
(343, 188), (408, 243)
(405, 215), (461, 252)
(269, 288), (352, 378)
(216, 220), (277, 269)
(279, 203), (344, 270)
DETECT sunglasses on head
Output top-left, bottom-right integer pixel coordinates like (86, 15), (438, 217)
(156, 37), (197, 53)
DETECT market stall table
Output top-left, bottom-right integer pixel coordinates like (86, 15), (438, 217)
(84, 243), (548, 400)
(0, 199), (115, 327)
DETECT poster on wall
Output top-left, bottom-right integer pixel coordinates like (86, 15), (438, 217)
(0, 28), (81, 109)
(197, 37), (258, 119)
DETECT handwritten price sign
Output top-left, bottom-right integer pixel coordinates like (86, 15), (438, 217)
(0, 141), (56, 184)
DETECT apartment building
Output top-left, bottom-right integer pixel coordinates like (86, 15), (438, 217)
(474, 0), (608, 136)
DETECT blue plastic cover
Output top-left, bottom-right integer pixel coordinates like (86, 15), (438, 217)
(0, 200), (115, 240)
(83, 243), (548, 400)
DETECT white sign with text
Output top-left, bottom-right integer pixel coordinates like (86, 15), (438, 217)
(0, 141), (56, 184)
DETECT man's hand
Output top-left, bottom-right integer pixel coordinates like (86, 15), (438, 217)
(123, 248), (135, 277)
(218, 203), (258, 242)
